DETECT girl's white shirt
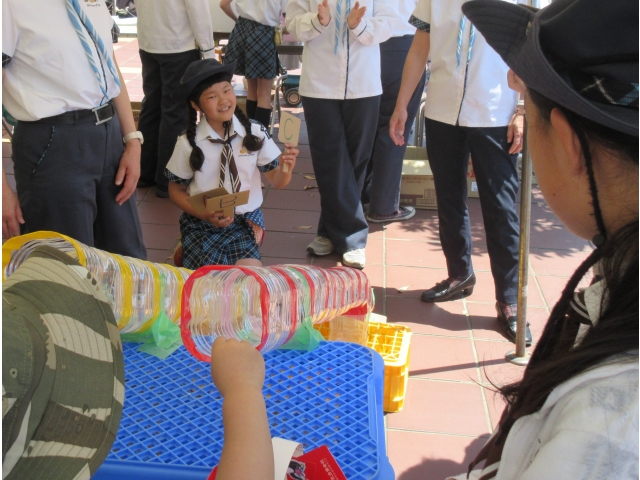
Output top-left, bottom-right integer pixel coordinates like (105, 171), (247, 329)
(449, 279), (638, 480)
(233, 0), (289, 26)
(449, 360), (638, 480)
(389, 0), (419, 37)
(166, 115), (281, 215)
(285, 0), (396, 100)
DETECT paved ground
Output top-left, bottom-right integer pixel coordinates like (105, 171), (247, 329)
(2, 38), (595, 480)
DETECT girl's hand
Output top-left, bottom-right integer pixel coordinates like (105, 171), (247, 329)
(347, 2), (366, 29)
(507, 69), (526, 95)
(281, 144), (299, 172)
(318, 0), (331, 27)
(207, 209), (234, 228)
(210, 337), (265, 398)
(389, 106), (408, 146)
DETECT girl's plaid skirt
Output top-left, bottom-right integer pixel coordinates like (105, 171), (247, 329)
(224, 16), (279, 79)
(179, 209), (264, 269)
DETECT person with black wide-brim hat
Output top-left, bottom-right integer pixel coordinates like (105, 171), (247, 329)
(444, 0), (638, 478)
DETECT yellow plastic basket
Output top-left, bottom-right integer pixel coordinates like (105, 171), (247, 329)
(315, 321), (412, 412)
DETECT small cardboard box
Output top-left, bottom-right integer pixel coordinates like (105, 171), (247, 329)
(131, 101), (142, 129)
(400, 147), (437, 210)
(186, 187), (249, 218)
(467, 159), (479, 198)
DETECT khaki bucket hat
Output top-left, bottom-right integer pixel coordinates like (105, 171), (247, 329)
(2, 246), (124, 480)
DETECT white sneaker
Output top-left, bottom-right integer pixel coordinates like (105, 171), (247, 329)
(307, 236), (334, 256)
(342, 249), (366, 269)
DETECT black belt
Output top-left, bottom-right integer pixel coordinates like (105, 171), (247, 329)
(26, 102), (115, 126)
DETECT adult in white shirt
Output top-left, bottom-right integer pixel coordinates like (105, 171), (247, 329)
(136, 0), (216, 198)
(2, 0), (146, 259)
(361, 0), (425, 224)
(286, 0), (395, 269)
(450, 0), (638, 477)
(220, 0), (288, 129)
(390, 0), (531, 344)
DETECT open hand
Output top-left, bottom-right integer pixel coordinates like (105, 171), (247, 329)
(389, 106), (408, 146)
(115, 141), (141, 205)
(318, 0), (331, 27)
(347, 1), (367, 29)
(2, 185), (24, 238)
(210, 337), (265, 398)
(207, 209), (234, 228)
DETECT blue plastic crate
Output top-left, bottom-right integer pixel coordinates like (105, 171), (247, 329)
(94, 342), (394, 480)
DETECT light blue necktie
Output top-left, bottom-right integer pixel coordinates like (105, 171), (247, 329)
(66, 0), (121, 102)
(456, 16), (476, 68)
(334, 0), (352, 54)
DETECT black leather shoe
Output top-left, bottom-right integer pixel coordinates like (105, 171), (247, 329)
(496, 303), (533, 346)
(420, 273), (476, 303)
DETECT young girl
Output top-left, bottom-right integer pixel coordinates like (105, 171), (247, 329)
(166, 59), (298, 269)
(220, 0), (289, 129)
(285, 0), (395, 269)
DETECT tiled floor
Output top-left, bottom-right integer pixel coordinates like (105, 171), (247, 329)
(2, 39), (595, 480)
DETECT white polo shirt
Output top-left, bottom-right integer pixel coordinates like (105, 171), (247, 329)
(234, 0), (289, 27)
(286, 0), (396, 100)
(136, 0), (216, 57)
(389, 0), (418, 38)
(2, 0), (121, 122)
(411, 0), (519, 127)
(166, 115), (282, 215)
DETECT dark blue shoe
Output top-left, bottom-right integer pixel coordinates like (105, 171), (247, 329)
(420, 273), (476, 303)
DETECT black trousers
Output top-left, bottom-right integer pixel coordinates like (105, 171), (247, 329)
(362, 35), (426, 215)
(424, 118), (520, 304)
(12, 113), (147, 259)
(138, 49), (201, 188)
(302, 95), (380, 253)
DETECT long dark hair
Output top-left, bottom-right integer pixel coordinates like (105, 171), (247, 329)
(185, 76), (264, 172)
(496, 89), (639, 433)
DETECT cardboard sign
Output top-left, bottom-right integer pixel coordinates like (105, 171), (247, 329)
(278, 111), (302, 173)
(278, 111), (301, 147)
(186, 187), (249, 218)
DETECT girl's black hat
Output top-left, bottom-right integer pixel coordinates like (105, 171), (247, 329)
(173, 59), (237, 101)
(462, 0), (638, 137)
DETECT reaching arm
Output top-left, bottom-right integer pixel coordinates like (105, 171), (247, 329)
(219, 0), (237, 22)
(286, 0), (331, 43)
(111, 60), (141, 205)
(186, 0), (216, 58)
(211, 338), (273, 480)
(389, 29), (430, 146)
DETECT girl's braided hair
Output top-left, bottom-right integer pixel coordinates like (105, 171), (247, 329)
(185, 74), (264, 172)
(494, 88), (638, 438)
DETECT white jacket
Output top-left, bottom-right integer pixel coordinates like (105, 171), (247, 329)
(136, 0), (215, 56)
(285, 0), (396, 99)
(449, 358), (639, 480)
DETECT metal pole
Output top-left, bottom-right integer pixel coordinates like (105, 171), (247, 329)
(506, 0), (539, 367)
(506, 126), (532, 366)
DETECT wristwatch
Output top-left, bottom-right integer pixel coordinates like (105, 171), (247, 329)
(123, 131), (144, 145)
(515, 100), (525, 116)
